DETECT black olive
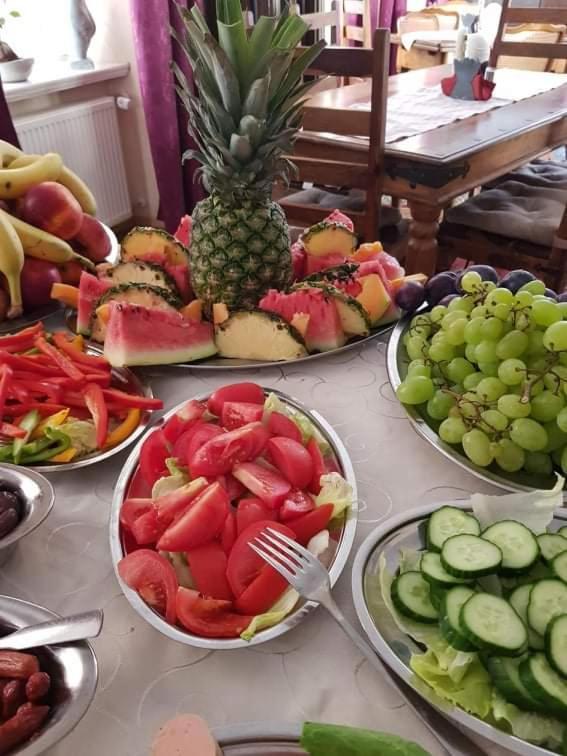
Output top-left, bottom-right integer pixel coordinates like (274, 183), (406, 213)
(0, 491), (22, 520)
(0, 508), (19, 538)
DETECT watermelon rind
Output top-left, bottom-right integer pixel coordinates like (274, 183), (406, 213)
(215, 310), (307, 361)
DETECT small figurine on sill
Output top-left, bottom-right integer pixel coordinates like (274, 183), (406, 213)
(441, 24), (495, 101)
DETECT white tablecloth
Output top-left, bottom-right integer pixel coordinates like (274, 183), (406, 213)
(0, 333), (519, 755)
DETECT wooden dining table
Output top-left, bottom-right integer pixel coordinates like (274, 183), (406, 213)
(300, 65), (567, 276)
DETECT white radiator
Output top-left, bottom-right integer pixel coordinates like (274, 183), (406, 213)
(13, 96), (131, 227)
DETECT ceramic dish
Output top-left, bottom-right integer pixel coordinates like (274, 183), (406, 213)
(387, 312), (560, 497)
(351, 501), (567, 756)
(110, 388), (358, 649)
(0, 595), (98, 755)
(215, 723), (303, 754)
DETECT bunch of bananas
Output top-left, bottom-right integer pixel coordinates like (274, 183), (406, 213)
(0, 140), (97, 319)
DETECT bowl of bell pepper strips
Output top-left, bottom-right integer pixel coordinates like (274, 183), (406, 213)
(0, 322), (163, 471)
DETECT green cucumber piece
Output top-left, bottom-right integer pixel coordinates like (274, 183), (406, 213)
(482, 520), (539, 576)
(441, 534), (502, 579)
(420, 552), (473, 588)
(519, 653), (567, 715)
(537, 533), (567, 564)
(545, 614), (567, 678)
(428, 582), (447, 612)
(509, 584), (545, 650)
(426, 506), (480, 552)
(486, 656), (543, 711)
(460, 592), (528, 655)
(391, 571), (438, 624)
(439, 586), (476, 652)
(527, 579), (567, 636)
(552, 551), (567, 584)
(558, 526), (567, 540)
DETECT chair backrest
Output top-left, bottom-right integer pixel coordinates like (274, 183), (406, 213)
(397, 7), (460, 36)
(489, 0), (567, 70)
(499, 23), (566, 71)
(293, 0), (371, 47)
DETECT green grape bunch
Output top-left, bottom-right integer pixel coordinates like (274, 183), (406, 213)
(397, 268), (567, 478)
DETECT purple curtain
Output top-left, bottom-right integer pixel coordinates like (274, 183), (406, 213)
(129, 0), (204, 232)
(0, 82), (19, 147)
(371, 0), (407, 72)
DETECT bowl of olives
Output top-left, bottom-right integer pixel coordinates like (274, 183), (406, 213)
(0, 464), (54, 566)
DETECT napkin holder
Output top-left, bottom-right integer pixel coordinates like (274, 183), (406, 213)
(441, 58), (495, 101)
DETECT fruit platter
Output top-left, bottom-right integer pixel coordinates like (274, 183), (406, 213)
(352, 489), (567, 756)
(388, 265), (567, 496)
(110, 381), (357, 648)
(0, 140), (117, 334)
(0, 321), (162, 471)
(55, 210), (426, 369)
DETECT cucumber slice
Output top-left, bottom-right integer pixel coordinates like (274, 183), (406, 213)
(527, 579), (567, 636)
(428, 582), (447, 612)
(509, 584), (545, 650)
(551, 551), (567, 584)
(420, 552), (474, 588)
(391, 571), (438, 624)
(441, 534), (502, 579)
(482, 521), (539, 576)
(487, 656), (543, 711)
(460, 592), (528, 655)
(545, 614), (567, 678)
(519, 653), (567, 715)
(537, 533), (567, 564)
(440, 586), (476, 651)
(426, 506), (480, 552)
(558, 526), (567, 539)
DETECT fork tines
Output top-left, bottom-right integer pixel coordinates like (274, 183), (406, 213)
(249, 527), (309, 586)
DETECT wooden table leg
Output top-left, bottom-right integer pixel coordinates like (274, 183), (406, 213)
(406, 201), (443, 277)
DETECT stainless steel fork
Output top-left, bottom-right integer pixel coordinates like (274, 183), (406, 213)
(250, 527), (486, 756)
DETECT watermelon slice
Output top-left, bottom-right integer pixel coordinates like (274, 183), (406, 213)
(174, 215), (192, 247)
(324, 210), (354, 232)
(291, 241), (306, 282)
(77, 272), (112, 336)
(259, 287), (346, 352)
(104, 302), (217, 367)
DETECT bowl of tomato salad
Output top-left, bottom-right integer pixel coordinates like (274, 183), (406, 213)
(0, 322), (163, 471)
(110, 382), (358, 649)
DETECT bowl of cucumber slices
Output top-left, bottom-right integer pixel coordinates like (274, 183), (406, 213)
(352, 495), (567, 756)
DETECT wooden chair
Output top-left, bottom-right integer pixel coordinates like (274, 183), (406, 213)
(291, 0), (372, 48)
(278, 29), (391, 242)
(396, 7), (460, 71)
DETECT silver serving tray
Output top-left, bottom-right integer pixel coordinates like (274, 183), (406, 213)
(110, 387), (358, 649)
(31, 344), (153, 473)
(0, 222), (118, 335)
(387, 312), (562, 497)
(352, 501), (567, 756)
(216, 723), (303, 754)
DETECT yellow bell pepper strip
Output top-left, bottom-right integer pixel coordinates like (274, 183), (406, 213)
(84, 382), (108, 449)
(13, 409), (40, 464)
(104, 408), (141, 449)
(31, 408), (70, 440)
(71, 334), (84, 351)
(49, 447), (78, 463)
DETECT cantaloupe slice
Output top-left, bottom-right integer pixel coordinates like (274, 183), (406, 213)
(213, 303), (229, 325)
(181, 299), (203, 322)
(355, 274), (391, 326)
(389, 273), (428, 294)
(290, 312), (310, 338)
(95, 303), (111, 326)
(351, 242), (383, 262)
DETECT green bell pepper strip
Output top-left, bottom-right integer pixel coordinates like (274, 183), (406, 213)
(13, 409), (41, 464)
(18, 428), (71, 464)
(0, 443), (14, 461)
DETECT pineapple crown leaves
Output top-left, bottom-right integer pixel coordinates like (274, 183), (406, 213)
(173, 0), (325, 200)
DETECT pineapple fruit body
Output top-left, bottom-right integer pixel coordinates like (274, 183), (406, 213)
(190, 193), (292, 309)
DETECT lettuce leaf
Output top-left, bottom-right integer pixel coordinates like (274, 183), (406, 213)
(490, 691), (565, 749)
(263, 392), (331, 454)
(471, 475), (564, 534)
(59, 420), (96, 456)
(151, 466), (189, 499)
(315, 473), (354, 518)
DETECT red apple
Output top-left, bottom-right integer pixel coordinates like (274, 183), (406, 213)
(58, 260), (83, 286)
(21, 182), (83, 239)
(21, 258), (62, 310)
(73, 214), (111, 263)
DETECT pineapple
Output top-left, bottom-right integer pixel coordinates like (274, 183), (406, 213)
(174, 0), (324, 309)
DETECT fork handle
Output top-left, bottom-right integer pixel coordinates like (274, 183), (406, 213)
(318, 594), (486, 756)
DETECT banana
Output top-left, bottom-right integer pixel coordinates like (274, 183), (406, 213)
(0, 209), (87, 266)
(0, 139), (22, 168)
(9, 154), (97, 215)
(0, 209), (24, 319)
(0, 152), (63, 199)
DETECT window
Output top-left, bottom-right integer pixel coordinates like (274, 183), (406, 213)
(0, 0), (70, 64)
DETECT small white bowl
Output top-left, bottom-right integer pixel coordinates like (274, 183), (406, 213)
(0, 57), (34, 83)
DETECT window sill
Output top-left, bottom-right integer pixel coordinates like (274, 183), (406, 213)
(4, 62), (130, 104)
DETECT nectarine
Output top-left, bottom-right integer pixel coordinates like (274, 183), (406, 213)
(21, 257), (61, 310)
(21, 182), (83, 240)
(73, 214), (111, 263)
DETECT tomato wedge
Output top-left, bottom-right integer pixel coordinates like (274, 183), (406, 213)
(220, 510), (237, 555)
(162, 400), (206, 444)
(189, 422), (269, 478)
(221, 401), (264, 431)
(234, 565), (289, 616)
(279, 490), (315, 522)
(130, 509), (163, 546)
(267, 411), (302, 443)
(232, 462), (291, 509)
(157, 482), (229, 551)
(139, 429), (170, 487)
(176, 588), (252, 638)
(236, 497), (277, 536)
(226, 520), (296, 597)
(207, 382), (264, 417)
(118, 550), (178, 624)
(217, 473), (246, 502)
(119, 498), (152, 531)
(184, 423), (223, 465)
(186, 542), (233, 600)
(267, 436), (313, 490)
(306, 438), (326, 494)
(287, 503), (334, 545)
(153, 477), (209, 527)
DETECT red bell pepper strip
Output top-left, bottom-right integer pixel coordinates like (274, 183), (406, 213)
(0, 364), (12, 420)
(0, 422), (26, 438)
(0, 353), (62, 376)
(34, 337), (85, 382)
(83, 372), (112, 388)
(84, 382), (108, 449)
(4, 402), (67, 417)
(101, 388), (163, 410)
(52, 332), (111, 370)
(0, 323), (43, 349)
(12, 380), (62, 403)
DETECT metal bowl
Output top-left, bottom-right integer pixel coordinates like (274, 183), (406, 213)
(109, 388), (358, 649)
(0, 594), (98, 755)
(386, 312), (560, 497)
(352, 501), (567, 756)
(215, 723), (303, 754)
(0, 463), (54, 566)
